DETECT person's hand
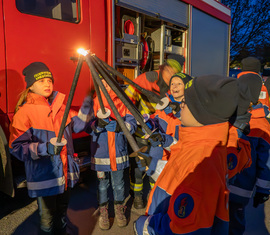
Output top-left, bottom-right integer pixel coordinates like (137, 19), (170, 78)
(149, 133), (164, 147)
(253, 192), (270, 208)
(105, 120), (121, 132)
(135, 152), (151, 172)
(97, 118), (109, 128)
(169, 102), (180, 113)
(47, 142), (63, 156)
(163, 105), (173, 115)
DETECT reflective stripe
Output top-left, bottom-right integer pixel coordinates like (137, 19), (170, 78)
(130, 182), (143, 191)
(92, 155), (129, 166)
(68, 172), (80, 181)
(27, 176), (65, 190)
(149, 182), (155, 189)
(256, 178), (270, 189)
(29, 143), (39, 160)
(125, 122), (131, 131)
(228, 185), (253, 198)
(164, 137), (178, 151)
(143, 215), (152, 235)
(78, 109), (92, 122)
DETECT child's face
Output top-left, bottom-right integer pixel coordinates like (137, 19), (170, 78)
(180, 99), (203, 127)
(30, 78), (53, 98)
(170, 77), (185, 101)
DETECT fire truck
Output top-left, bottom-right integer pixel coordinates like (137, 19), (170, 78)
(0, 0), (231, 197)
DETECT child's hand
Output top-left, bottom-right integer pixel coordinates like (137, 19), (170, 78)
(97, 118), (109, 128)
(47, 142), (64, 156)
(105, 120), (121, 132)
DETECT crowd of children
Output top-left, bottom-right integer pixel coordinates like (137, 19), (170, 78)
(8, 56), (270, 235)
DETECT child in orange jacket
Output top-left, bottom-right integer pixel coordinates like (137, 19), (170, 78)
(134, 75), (240, 235)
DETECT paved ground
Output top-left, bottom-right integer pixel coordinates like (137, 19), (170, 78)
(0, 169), (270, 235)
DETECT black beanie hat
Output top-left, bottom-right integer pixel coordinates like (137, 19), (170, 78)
(241, 57), (261, 73)
(184, 75), (238, 125)
(237, 73), (262, 108)
(169, 72), (193, 88)
(23, 62), (53, 88)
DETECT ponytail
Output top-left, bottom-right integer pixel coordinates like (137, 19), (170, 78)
(14, 88), (31, 114)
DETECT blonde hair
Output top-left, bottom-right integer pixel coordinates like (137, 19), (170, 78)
(14, 88), (31, 114)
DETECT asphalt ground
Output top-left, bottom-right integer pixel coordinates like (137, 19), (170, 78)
(0, 169), (270, 235)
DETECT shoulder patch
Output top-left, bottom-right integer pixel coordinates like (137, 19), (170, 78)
(146, 71), (158, 82)
(227, 153), (238, 170)
(174, 193), (194, 219)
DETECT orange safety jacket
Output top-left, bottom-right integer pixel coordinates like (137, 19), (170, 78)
(227, 124), (252, 179)
(135, 122), (230, 234)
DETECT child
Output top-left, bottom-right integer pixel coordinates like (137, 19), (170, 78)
(228, 57), (270, 235)
(135, 75), (239, 234)
(85, 79), (137, 230)
(142, 73), (192, 179)
(9, 62), (94, 235)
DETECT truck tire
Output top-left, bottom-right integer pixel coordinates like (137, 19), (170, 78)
(0, 125), (15, 197)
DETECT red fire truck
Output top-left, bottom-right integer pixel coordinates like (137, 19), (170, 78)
(0, 0), (231, 197)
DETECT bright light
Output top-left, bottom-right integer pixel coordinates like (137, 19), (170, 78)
(77, 48), (89, 56)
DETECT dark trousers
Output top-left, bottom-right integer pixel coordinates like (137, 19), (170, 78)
(37, 189), (70, 234)
(229, 201), (246, 235)
(129, 157), (155, 197)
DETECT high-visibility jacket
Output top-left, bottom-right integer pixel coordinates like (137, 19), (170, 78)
(9, 92), (93, 198)
(149, 94), (181, 161)
(227, 125), (252, 179)
(228, 104), (270, 206)
(125, 70), (169, 115)
(135, 122), (230, 235)
(86, 89), (137, 172)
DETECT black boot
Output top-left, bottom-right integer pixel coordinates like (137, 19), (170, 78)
(134, 196), (144, 209)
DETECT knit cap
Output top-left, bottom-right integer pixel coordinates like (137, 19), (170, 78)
(169, 72), (193, 88)
(166, 54), (185, 73)
(23, 62), (53, 88)
(184, 75), (238, 125)
(241, 57), (261, 73)
(237, 73), (262, 107)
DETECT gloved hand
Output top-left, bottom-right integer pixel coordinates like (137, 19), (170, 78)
(97, 118), (109, 128)
(47, 142), (64, 156)
(149, 132), (164, 147)
(135, 152), (152, 172)
(169, 102), (181, 113)
(163, 105), (173, 115)
(105, 120), (121, 132)
(253, 192), (270, 208)
(163, 102), (181, 115)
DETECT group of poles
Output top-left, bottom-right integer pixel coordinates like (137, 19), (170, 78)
(53, 50), (173, 162)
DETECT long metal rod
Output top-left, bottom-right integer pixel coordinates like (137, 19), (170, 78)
(57, 55), (84, 143)
(85, 54), (142, 153)
(92, 74), (106, 114)
(94, 56), (163, 104)
(91, 56), (153, 136)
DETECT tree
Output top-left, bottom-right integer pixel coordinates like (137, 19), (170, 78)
(222, 0), (270, 65)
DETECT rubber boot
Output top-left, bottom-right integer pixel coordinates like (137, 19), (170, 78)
(134, 196), (144, 209)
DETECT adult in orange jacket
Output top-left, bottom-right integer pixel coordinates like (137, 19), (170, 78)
(126, 54), (186, 209)
(134, 75), (240, 234)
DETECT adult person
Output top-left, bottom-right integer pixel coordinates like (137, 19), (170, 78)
(125, 54), (186, 209)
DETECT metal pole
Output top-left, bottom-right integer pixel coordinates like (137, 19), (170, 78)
(94, 56), (163, 104)
(85, 54), (146, 155)
(56, 55), (84, 143)
(91, 55), (153, 137)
